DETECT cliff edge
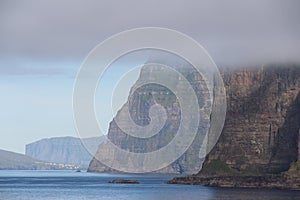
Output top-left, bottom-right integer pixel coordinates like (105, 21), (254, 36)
(88, 64), (211, 174)
(168, 64), (300, 189)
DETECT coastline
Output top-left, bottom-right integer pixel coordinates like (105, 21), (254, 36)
(167, 173), (300, 190)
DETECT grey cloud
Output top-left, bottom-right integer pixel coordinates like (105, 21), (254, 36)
(0, 0), (300, 69)
(0, 66), (65, 76)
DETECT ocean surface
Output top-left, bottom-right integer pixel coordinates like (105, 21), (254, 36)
(0, 170), (299, 200)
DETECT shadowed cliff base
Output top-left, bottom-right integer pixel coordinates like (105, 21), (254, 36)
(168, 64), (300, 189)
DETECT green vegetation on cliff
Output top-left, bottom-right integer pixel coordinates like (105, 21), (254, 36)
(200, 159), (236, 176)
(169, 65), (300, 189)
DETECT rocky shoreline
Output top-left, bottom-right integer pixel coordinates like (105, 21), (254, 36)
(167, 172), (300, 190)
(166, 65), (300, 191)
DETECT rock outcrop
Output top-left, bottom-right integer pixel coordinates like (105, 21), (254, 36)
(88, 64), (212, 174)
(89, 63), (300, 188)
(168, 64), (300, 189)
(109, 179), (140, 184)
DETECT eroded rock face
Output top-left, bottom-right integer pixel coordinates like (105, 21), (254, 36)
(201, 65), (300, 175)
(168, 65), (300, 189)
(88, 65), (212, 174)
(89, 64), (300, 183)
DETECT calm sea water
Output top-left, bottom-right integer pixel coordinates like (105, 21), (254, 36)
(0, 170), (299, 200)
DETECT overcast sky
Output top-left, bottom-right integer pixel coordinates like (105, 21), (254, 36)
(0, 0), (299, 153)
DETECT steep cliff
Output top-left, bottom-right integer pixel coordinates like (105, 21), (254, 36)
(168, 64), (300, 189)
(89, 64), (300, 188)
(26, 136), (104, 167)
(88, 64), (212, 174)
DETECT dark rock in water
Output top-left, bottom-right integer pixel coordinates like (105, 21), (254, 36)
(109, 179), (140, 184)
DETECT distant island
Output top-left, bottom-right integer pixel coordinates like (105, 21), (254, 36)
(0, 136), (106, 170)
(26, 136), (105, 167)
(0, 149), (79, 170)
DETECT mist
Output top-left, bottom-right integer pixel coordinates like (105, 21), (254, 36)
(0, 0), (299, 69)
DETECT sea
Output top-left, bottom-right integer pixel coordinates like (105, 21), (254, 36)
(0, 170), (299, 200)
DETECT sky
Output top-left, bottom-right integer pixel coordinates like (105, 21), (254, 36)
(0, 0), (300, 153)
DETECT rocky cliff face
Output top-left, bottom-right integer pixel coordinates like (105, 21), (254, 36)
(88, 64), (211, 174)
(89, 64), (300, 187)
(201, 65), (300, 174)
(168, 64), (300, 189)
(26, 136), (104, 167)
